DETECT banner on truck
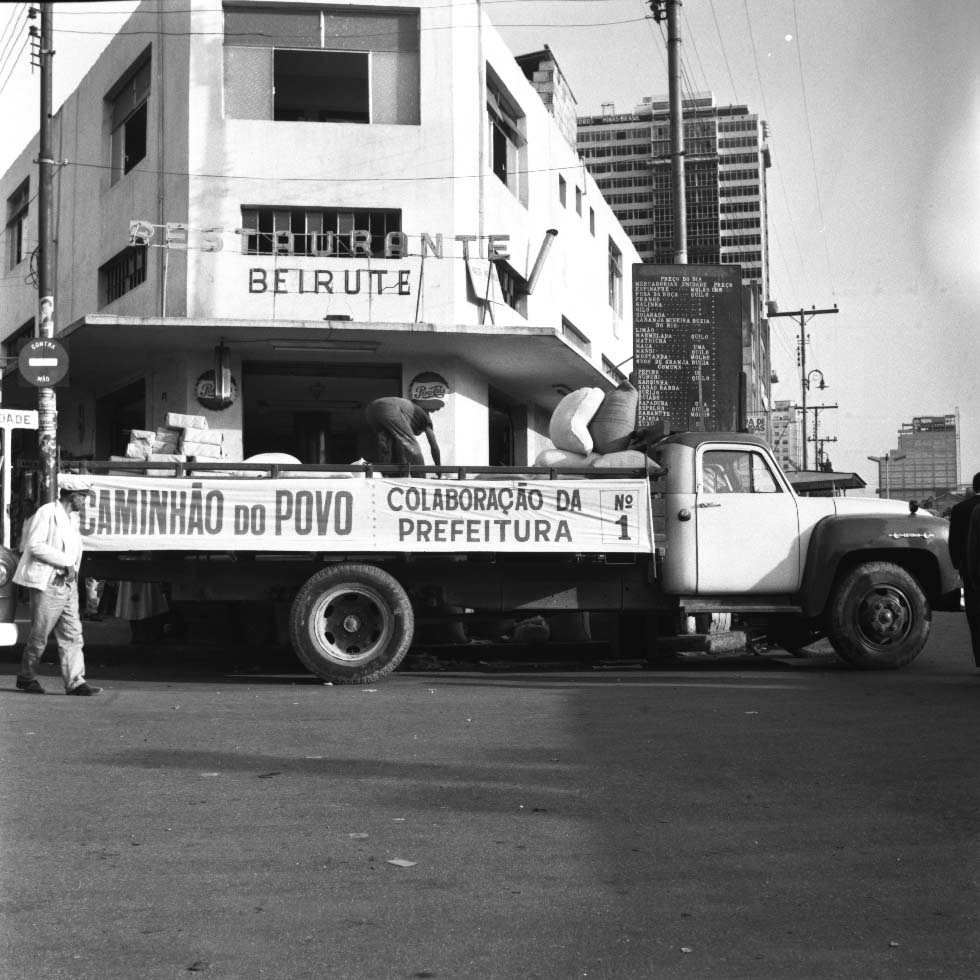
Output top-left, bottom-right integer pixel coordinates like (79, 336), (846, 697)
(78, 476), (655, 555)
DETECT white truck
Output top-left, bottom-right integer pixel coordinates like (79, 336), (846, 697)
(0, 432), (960, 683)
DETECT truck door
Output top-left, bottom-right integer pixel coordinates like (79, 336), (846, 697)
(695, 446), (801, 593)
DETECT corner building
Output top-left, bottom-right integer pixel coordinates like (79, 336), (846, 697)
(1, 0), (638, 467)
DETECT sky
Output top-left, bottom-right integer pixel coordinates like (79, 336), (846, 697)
(1, 0), (979, 492)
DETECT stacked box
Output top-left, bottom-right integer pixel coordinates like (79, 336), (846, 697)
(181, 440), (223, 459)
(124, 441), (150, 460)
(153, 425), (181, 453)
(166, 412), (208, 430)
(181, 424), (224, 461)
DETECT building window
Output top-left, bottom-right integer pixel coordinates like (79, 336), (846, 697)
(487, 66), (527, 204)
(99, 245), (147, 306)
(561, 316), (591, 355)
(108, 54), (150, 183)
(224, 5), (420, 125)
(558, 175), (567, 207)
(493, 259), (528, 317)
(589, 206), (595, 236)
(240, 207), (401, 257)
(608, 237), (623, 314)
(6, 178), (29, 269)
(575, 186), (582, 216)
(3, 318), (34, 361)
(602, 356), (627, 383)
(274, 50), (368, 122)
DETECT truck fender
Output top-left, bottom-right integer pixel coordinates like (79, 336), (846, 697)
(798, 513), (959, 619)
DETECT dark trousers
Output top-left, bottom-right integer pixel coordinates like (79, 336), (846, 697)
(374, 430), (424, 467)
(963, 579), (980, 668)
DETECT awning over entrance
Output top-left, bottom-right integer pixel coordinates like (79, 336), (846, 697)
(4, 315), (615, 411)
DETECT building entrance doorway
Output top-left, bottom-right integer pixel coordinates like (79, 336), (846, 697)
(95, 378), (146, 459)
(242, 361), (401, 463)
(488, 387), (525, 466)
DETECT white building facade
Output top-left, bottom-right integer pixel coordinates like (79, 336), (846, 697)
(1, 0), (638, 467)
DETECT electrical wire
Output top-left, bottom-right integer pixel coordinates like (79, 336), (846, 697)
(706, 0), (739, 104)
(0, 4), (28, 84)
(59, 156), (622, 184)
(51, 14), (654, 40)
(791, 0), (836, 303)
(740, 0), (813, 305)
(0, 3), (27, 70)
(0, 34), (29, 101)
(679, 3), (713, 102)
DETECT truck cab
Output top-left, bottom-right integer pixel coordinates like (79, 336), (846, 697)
(650, 431), (961, 667)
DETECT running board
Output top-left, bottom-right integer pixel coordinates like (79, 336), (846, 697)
(680, 597), (804, 615)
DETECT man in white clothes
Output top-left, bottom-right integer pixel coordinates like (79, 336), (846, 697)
(15, 474), (101, 696)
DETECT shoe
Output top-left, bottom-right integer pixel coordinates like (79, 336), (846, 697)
(16, 677), (45, 694)
(66, 683), (101, 696)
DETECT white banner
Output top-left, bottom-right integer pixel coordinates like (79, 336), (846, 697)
(78, 476), (654, 555)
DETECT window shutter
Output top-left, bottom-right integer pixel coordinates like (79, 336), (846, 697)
(111, 58), (151, 129)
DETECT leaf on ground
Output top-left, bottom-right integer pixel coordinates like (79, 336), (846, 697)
(387, 858), (417, 868)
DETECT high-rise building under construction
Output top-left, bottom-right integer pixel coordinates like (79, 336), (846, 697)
(877, 415), (960, 501)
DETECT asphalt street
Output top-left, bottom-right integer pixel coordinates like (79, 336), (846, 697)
(1, 613), (979, 980)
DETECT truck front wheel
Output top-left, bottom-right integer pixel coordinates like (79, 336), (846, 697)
(289, 563), (414, 684)
(826, 561), (929, 669)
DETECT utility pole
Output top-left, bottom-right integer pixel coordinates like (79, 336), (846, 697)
(813, 436), (837, 470)
(37, 2), (58, 503)
(806, 401), (838, 465)
(769, 306), (838, 470)
(649, 0), (686, 264)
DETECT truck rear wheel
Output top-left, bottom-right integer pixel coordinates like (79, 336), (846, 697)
(826, 561), (929, 669)
(289, 563), (414, 684)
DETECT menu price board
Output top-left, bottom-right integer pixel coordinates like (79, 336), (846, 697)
(632, 264), (743, 432)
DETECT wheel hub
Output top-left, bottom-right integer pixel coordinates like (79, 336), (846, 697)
(861, 590), (909, 644)
(342, 614), (362, 634)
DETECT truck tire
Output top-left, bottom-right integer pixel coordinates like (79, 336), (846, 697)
(289, 563), (414, 684)
(826, 561), (929, 669)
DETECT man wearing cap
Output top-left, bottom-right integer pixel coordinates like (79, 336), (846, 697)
(365, 396), (443, 468)
(14, 474), (100, 696)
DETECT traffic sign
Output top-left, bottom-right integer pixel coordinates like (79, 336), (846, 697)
(18, 338), (69, 387)
(0, 408), (38, 429)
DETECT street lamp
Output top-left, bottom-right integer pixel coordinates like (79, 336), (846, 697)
(805, 369), (827, 392)
(867, 451), (907, 499)
(800, 369), (827, 471)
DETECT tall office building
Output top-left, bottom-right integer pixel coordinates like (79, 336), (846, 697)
(577, 92), (773, 423)
(577, 92), (772, 301)
(875, 415), (960, 501)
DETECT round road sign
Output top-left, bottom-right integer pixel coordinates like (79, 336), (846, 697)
(18, 338), (69, 387)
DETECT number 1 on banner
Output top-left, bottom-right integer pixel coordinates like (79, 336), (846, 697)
(600, 489), (638, 543)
